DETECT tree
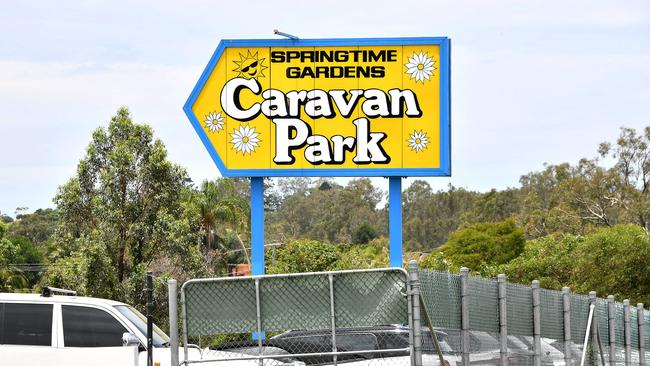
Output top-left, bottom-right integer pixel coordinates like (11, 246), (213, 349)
(421, 219), (525, 274)
(267, 239), (340, 274)
(403, 182), (478, 251)
(195, 179), (249, 251)
(462, 188), (521, 224)
(0, 222), (28, 291)
(494, 233), (581, 289)
(47, 107), (205, 299)
(8, 208), (58, 245)
(352, 223), (378, 244)
(571, 224), (650, 305)
(267, 178), (386, 244)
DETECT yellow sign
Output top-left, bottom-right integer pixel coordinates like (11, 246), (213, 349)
(184, 38), (450, 177)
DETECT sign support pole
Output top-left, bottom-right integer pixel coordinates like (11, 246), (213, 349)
(251, 177), (265, 275)
(389, 176), (403, 267)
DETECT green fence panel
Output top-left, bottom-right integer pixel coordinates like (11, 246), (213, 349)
(616, 302), (625, 348)
(260, 275), (330, 331)
(631, 309), (639, 351)
(570, 294), (590, 344)
(506, 283), (533, 336)
(596, 298), (610, 348)
(184, 279), (257, 336)
(419, 270), (462, 330)
(468, 276), (499, 333)
(540, 289), (564, 340)
(333, 270), (409, 327)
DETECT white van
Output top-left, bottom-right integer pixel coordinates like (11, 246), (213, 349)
(0, 289), (188, 366)
(0, 289), (306, 366)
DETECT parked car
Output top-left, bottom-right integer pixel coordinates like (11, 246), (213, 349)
(269, 325), (460, 365)
(0, 288), (259, 366)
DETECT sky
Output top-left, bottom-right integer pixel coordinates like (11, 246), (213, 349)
(1, 0), (649, 217)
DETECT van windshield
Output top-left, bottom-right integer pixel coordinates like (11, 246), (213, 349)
(114, 305), (170, 347)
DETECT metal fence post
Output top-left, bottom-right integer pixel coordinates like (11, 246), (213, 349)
(608, 295), (616, 366)
(498, 274), (508, 366)
(589, 291), (598, 364)
(636, 303), (646, 365)
(623, 299), (631, 366)
(460, 267), (470, 366)
(637, 303), (645, 366)
(408, 260), (423, 366)
(168, 279), (179, 366)
(532, 280), (541, 366)
(146, 272), (153, 366)
(254, 278), (263, 366)
(181, 284), (188, 364)
(562, 287), (572, 366)
(328, 274), (338, 366)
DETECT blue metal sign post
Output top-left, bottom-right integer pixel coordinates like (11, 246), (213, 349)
(389, 177), (403, 268)
(251, 177), (265, 275)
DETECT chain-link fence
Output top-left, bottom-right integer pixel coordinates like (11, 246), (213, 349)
(170, 266), (649, 366)
(418, 268), (650, 366)
(180, 268), (413, 366)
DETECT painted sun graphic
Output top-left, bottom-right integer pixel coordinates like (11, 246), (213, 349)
(233, 50), (268, 80)
(204, 111), (224, 133)
(407, 130), (429, 153)
(405, 51), (436, 83)
(230, 125), (260, 155)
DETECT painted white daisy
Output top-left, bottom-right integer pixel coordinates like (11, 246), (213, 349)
(230, 125), (260, 155)
(405, 52), (436, 83)
(407, 130), (429, 153)
(204, 112), (224, 132)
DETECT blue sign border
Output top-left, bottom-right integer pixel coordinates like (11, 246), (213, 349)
(183, 37), (451, 177)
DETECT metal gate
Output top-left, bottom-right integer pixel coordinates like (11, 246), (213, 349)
(179, 268), (413, 366)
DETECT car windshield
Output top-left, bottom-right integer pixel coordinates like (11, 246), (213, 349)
(114, 305), (170, 347)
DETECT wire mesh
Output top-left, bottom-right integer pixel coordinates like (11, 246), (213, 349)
(570, 294), (590, 344)
(646, 310), (650, 356)
(615, 302), (625, 349)
(184, 279), (257, 335)
(631, 310), (639, 351)
(182, 269), (412, 366)
(418, 270), (462, 330)
(260, 275), (331, 331)
(181, 268), (650, 366)
(333, 271), (409, 328)
(506, 283), (533, 337)
(468, 276), (499, 334)
(539, 289), (564, 340)
(593, 298), (609, 364)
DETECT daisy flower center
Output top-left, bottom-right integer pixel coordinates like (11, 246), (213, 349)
(417, 64), (424, 70)
(242, 136), (249, 143)
(415, 138), (421, 144)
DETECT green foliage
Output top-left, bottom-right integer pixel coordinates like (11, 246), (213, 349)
(422, 219), (525, 274)
(1, 214), (14, 223)
(403, 182), (478, 251)
(43, 107), (205, 307)
(41, 235), (118, 299)
(352, 223), (378, 244)
(267, 238), (389, 274)
(571, 224), (650, 305)
(8, 208), (58, 245)
(267, 178), (386, 244)
(493, 233), (581, 289)
(267, 239), (340, 274)
(334, 237), (389, 269)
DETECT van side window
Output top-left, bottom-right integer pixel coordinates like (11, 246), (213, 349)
(0, 303), (53, 346)
(62, 305), (127, 347)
